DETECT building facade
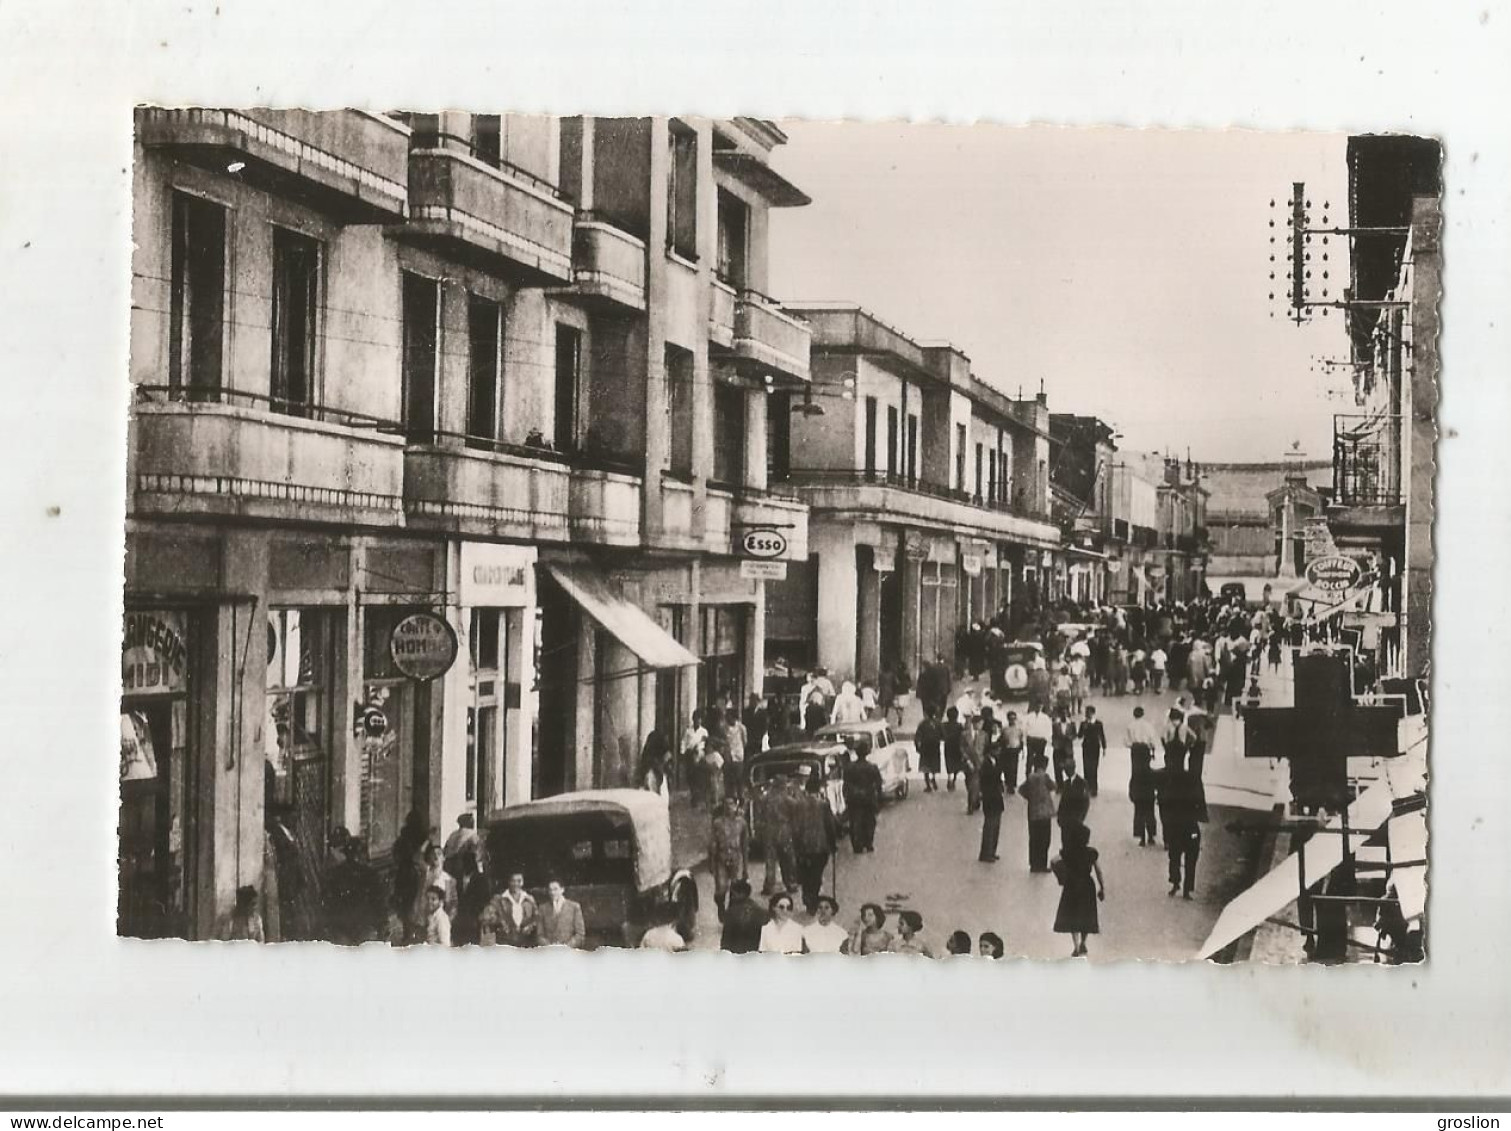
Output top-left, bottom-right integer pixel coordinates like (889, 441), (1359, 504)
(763, 305), (1060, 685)
(1049, 414), (1118, 606)
(122, 109), (811, 939)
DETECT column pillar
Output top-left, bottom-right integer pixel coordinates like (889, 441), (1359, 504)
(901, 549), (922, 679)
(643, 118), (671, 537)
(574, 617), (596, 790)
(856, 551), (881, 682)
(745, 389), (769, 491)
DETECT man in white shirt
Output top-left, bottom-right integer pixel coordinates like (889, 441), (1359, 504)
(801, 895), (849, 954)
(1148, 647), (1168, 693)
(830, 681), (865, 725)
(954, 686), (979, 723)
(1023, 705), (1053, 767)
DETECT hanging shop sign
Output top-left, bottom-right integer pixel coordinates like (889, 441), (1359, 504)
(122, 610), (189, 696)
(459, 542), (535, 606)
(1306, 555), (1362, 593)
(740, 527), (788, 560)
(390, 612), (459, 681)
(740, 559), (788, 581)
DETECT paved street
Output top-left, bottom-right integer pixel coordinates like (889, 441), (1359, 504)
(685, 683), (1260, 960)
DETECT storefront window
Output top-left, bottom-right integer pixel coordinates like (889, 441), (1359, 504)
(469, 608), (505, 814)
(701, 604), (748, 720)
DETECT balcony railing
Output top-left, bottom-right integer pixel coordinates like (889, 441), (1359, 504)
(734, 290), (811, 382)
(1333, 413), (1403, 507)
(134, 385), (404, 433)
(136, 108), (412, 223)
(777, 467), (1048, 521)
(569, 216), (647, 311)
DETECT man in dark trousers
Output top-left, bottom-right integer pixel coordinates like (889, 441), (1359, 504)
(1077, 705), (1106, 797)
(1057, 766), (1091, 836)
(793, 777), (838, 914)
(977, 724), (1006, 863)
(915, 707), (943, 793)
(1017, 754), (1058, 874)
(1162, 768), (1202, 899)
(841, 751), (883, 854)
(917, 654), (952, 720)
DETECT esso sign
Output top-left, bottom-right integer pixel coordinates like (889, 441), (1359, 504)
(741, 528), (788, 559)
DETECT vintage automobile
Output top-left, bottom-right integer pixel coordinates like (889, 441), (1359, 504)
(814, 718), (911, 801)
(745, 740), (853, 826)
(482, 788), (697, 949)
(998, 640), (1046, 700)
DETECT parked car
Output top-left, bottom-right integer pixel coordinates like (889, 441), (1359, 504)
(482, 788), (697, 949)
(999, 641), (1046, 700)
(745, 740), (852, 824)
(814, 718), (911, 801)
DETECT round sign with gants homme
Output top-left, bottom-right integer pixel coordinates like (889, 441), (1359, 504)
(1305, 554), (1362, 592)
(741, 527), (789, 559)
(389, 612), (459, 681)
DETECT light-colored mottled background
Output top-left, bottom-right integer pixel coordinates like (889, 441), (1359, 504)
(0, 0), (1506, 1101)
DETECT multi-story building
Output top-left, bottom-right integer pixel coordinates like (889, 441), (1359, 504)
(1105, 454), (1162, 606)
(1202, 458), (1329, 598)
(1103, 452), (1208, 605)
(122, 109), (811, 939)
(762, 304), (1060, 683)
(1049, 414), (1118, 605)
(1325, 135), (1440, 681)
(1156, 456), (1211, 604)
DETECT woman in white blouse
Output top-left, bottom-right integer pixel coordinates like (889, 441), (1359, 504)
(758, 892), (805, 954)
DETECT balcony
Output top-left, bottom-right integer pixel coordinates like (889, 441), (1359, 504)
(403, 148), (575, 284)
(655, 476), (700, 550)
(404, 433), (641, 547)
(568, 215), (647, 311)
(708, 280), (737, 349)
(136, 108), (410, 223)
(734, 291), (811, 383)
(1329, 413), (1406, 539)
(777, 468), (1059, 549)
(129, 386), (405, 527)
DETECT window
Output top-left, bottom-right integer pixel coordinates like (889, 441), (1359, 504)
(554, 325), (581, 453)
(401, 272), (438, 443)
(466, 294), (501, 446)
(767, 391), (791, 480)
(396, 112), (440, 149)
(716, 190), (748, 287)
(270, 227), (320, 416)
(712, 381), (746, 486)
(955, 424), (967, 492)
(468, 608), (504, 810)
(666, 122), (698, 260)
(169, 192), (225, 399)
(886, 406), (899, 476)
(472, 114), (501, 167)
(988, 450), (997, 504)
(864, 397), (878, 477)
(975, 442), (984, 500)
(665, 345), (694, 478)
(906, 413), (919, 482)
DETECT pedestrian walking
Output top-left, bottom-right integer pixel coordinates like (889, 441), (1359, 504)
(953, 685), (979, 726)
(719, 880), (767, 954)
(1068, 654), (1087, 714)
(681, 711), (709, 807)
(847, 903), (893, 956)
(758, 892), (805, 954)
(1148, 645), (1168, 693)
(1161, 708), (1193, 775)
(801, 895), (849, 954)
(1125, 706), (1160, 846)
(916, 707), (943, 792)
(441, 812), (478, 873)
(793, 777), (838, 914)
(1051, 706), (1077, 786)
(1001, 710), (1025, 794)
(1018, 754), (1057, 874)
(889, 910), (935, 957)
(1027, 659), (1052, 714)
(942, 706), (966, 792)
(1162, 769), (1202, 899)
(891, 662), (913, 727)
(1023, 704), (1051, 777)
(1078, 706), (1106, 797)
(841, 753), (883, 854)
(743, 694), (769, 757)
(961, 713), (983, 815)
(710, 794), (750, 919)
(638, 904), (688, 952)
(831, 680), (866, 725)
(1057, 766), (1091, 834)
(721, 708), (747, 799)
(753, 777), (791, 892)
(1130, 645), (1147, 694)
(537, 879), (587, 949)
(774, 777), (805, 895)
(480, 871), (538, 947)
(978, 732), (1006, 863)
(637, 732), (670, 794)
(917, 654), (952, 720)
(859, 681), (878, 721)
(450, 846), (492, 946)
(1052, 822), (1106, 958)
(1267, 631), (1283, 673)
(702, 740), (726, 811)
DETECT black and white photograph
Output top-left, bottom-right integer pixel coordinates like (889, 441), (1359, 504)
(121, 111), (1435, 964)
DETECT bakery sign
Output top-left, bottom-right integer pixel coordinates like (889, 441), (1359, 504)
(390, 612), (459, 681)
(122, 610), (188, 695)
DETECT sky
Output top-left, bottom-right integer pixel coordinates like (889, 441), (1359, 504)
(767, 123), (1353, 464)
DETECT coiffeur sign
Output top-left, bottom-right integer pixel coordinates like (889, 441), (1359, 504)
(1305, 555), (1362, 593)
(390, 612), (458, 681)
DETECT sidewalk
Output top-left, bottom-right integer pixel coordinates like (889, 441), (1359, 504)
(668, 789), (711, 872)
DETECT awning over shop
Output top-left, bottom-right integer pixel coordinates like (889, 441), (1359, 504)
(1196, 774), (1397, 960)
(543, 563), (700, 670)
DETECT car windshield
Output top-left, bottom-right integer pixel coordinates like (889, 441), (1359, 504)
(824, 732), (874, 759)
(750, 760), (819, 785)
(485, 810), (635, 889)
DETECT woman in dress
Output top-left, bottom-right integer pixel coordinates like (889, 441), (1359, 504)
(846, 902), (893, 956)
(1052, 822), (1106, 958)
